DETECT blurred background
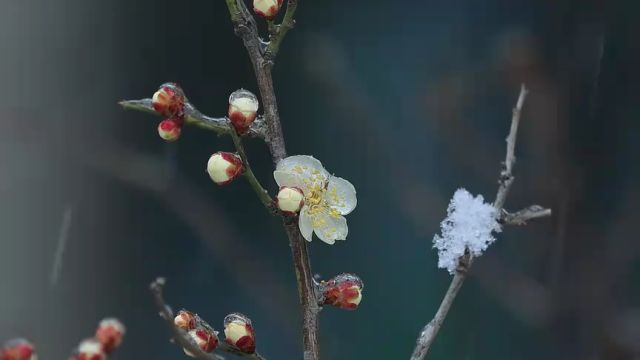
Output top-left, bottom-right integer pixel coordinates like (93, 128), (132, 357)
(1, 0), (639, 359)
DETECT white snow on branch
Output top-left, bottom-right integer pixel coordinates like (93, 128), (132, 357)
(433, 189), (502, 274)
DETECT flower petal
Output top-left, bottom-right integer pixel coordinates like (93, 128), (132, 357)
(298, 206), (314, 242)
(274, 155), (329, 190)
(310, 208), (348, 244)
(274, 170), (306, 189)
(325, 176), (357, 215)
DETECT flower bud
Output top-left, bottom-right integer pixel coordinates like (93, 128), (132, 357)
(321, 273), (363, 310)
(228, 89), (259, 134)
(174, 310), (196, 331)
(183, 329), (218, 357)
(276, 187), (304, 215)
(152, 82), (185, 117)
(157, 119), (182, 141)
(223, 313), (256, 354)
(207, 152), (244, 185)
(95, 318), (125, 353)
(1, 339), (36, 360)
(73, 339), (106, 360)
(253, 0), (283, 20)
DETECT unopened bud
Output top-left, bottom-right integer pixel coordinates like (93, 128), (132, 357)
(174, 310), (196, 331)
(183, 329), (218, 357)
(223, 313), (256, 354)
(152, 83), (185, 117)
(207, 152), (244, 185)
(276, 187), (304, 215)
(73, 339), (106, 360)
(95, 318), (125, 353)
(157, 119), (182, 141)
(253, 0), (283, 19)
(322, 273), (363, 310)
(1, 339), (36, 360)
(228, 89), (259, 134)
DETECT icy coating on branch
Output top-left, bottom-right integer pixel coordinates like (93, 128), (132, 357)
(433, 189), (502, 274)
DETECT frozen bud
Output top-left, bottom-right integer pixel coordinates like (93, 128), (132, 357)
(183, 329), (218, 357)
(73, 339), (106, 360)
(95, 318), (125, 353)
(276, 187), (304, 215)
(223, 313), (256, 354)
(207, 152), (244, 185)
(253, 0), (283, 19)
(174, 310), (196, 331)
(322, 273), (364, 310)
(152, 82), (185, 117)
(157, 119), (182, 141)
(228, 89), (259, 134)
(1, 338), (36, 360)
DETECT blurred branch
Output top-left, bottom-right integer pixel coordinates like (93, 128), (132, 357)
(151, 278), (268, 360)
(501, 205), (553, 225)
(410, 84), (552, 360)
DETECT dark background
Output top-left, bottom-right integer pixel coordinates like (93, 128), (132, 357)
(1, 0), (639, 359)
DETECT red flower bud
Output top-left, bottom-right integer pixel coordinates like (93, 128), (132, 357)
(1, 339), (36, 360)
(322, 273), (363, 310)
(253, 0), (283, 19)
(152, 83), (185, 118)
(72, 339), (106, 360)
(207, 152), (244, 185)
(228, 89), (259, 134)
(157, 119), (182, 141)
(184, 329), (218, 357)
(95, 318), (125, 353)
(174, 310), (197, 331)
(223, 313), (256, 354)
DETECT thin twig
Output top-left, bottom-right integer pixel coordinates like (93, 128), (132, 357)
(150, 278), (267, 360)
(501, 205), (553, 226)
(410, 84), (551, 360)
(150, 278), (225, 360)
(229, 127), (275, 210)
(265, 0), (299, 63)
(222, 1), (321, 359)
(119, 99), (267, 139)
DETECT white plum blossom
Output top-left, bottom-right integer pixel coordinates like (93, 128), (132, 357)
(274, 155), (357, 244)
(433, 188), (502, 274)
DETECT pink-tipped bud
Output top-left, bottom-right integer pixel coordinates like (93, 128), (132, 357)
(1, 339), (36, 360)
(183, 329), (218, 357)
(276, 187), (304, 215)
(95, 318), (125, 353)
(228, 89), (259, 134)
(322, 273), (364, 310)
(157, 119), (182, 141)
(223, 313), (256, 354)
(73, 339), (106, 360)
(253, 0), (283, 19)
(207, 152), (244, 185)
(152, 83), (185, 117)
(174, 310), (196, 331)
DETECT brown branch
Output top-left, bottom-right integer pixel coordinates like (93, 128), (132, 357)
(150, 278), (225, 360)
(265, 0), (299, 63)
(150, 278), (267, 360)
(222, 1), (321, 360)
(410, 84), (551, 360)
(119, 99), (266, 139)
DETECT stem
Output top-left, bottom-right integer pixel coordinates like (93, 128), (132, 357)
(222, 1), (321, 359)
(409, 84), (551, 360)
(150, 278), (267, 360)
(265, 0), (299, 63)
(229, 128), (275, 210)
